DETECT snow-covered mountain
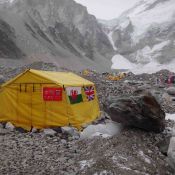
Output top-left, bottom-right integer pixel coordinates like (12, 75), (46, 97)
(0, 0), (114, 71)
(98, 19), (118, 32)
(108, 0), (175, 72)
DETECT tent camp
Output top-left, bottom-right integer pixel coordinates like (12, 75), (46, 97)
(0, 69), (100, 131)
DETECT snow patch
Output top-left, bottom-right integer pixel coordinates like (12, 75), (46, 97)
(111, 54), (135, 70)
(91, 132), (111, 138)
(94, 170), (108, 175)
(112, 154), (151, 174)
(115, 18), (130, 30)
(80, 122), (122, 139)
(112, 155), (128, 163)
(111, 53), (175, 75)
(131, 59), (175, 74)
(166, 113), (175, 121)
(120, 19), (130, 29)
(79, 159), (94, 170)
(138, 150), (151, 164)
(118, 164), (132, 171)
(108, 31), (117, 51)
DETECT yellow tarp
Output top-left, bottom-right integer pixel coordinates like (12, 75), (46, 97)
(0, 69), (100, 131)
(106, 72), (126, 81)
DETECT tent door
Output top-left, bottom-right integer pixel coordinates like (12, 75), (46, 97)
(16, 84), (33, 129)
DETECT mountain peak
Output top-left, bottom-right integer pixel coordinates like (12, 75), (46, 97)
(105, 0), (175, 70)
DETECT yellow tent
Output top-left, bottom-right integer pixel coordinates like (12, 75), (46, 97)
(0, 69), (100, 131)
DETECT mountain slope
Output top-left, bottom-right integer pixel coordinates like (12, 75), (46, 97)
(109, 0), (175, 65)
(0, 18), (24, 59)
(0, 0), (114, 71)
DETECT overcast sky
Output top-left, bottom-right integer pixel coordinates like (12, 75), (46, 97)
(75, 0), (141, 20)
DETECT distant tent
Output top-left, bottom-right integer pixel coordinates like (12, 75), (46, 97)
(0, 69), (100, 131)
(165, 75), (175, 84)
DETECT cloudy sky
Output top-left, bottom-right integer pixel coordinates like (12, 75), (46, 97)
(75, 0), (141, 20)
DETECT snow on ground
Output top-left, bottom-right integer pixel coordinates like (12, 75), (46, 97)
(94, 170), (110, 175)
(119, 19), (130, 29)
(111, 54), (175, 74)
(138, 150), (151, 164)
(79, 159), (94, 170)
(166, 113), (175, 121)
(80, 122), (122, 139)
(131, 59), (175, 74)
(111, 54), (135, 70)
(108, 31), (117, 51)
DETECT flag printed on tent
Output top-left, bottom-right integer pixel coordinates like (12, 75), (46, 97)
(43, 87), (62, 101)
(84, 86), (95, 101)
(66, 87), (83, 104)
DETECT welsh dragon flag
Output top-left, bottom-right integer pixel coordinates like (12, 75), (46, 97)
(66, 87), (83, 104)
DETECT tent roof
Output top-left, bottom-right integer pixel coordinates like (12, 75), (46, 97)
(2, 69), (94, 87)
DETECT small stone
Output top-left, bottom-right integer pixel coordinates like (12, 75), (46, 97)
(5, 122), (15, 131)
(61, 126), (80, 138)
(31, 127), (38, 133)
(43, 129), (56, 136)
(73, 135), (80, 140)
(0, 123), (3, 128)
(162, 93), (172, 103)
(61, 139), (67, 144)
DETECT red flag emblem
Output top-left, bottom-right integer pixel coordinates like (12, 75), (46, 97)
(84, 86), (95, 101)
(43, 87), (62, 101)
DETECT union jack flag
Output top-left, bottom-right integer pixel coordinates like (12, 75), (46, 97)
(84, 86), (95, 101)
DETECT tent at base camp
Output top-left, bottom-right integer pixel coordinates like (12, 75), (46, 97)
(0, 69), (100, 131)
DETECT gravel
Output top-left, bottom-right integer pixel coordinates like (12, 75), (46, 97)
(0, 63), (175, 174)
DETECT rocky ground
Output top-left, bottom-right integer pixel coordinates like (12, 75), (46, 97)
(0, 62), (175, 175)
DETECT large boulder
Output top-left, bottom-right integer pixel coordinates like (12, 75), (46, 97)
(103, 91), (165, 133)
(61, 126), (80, 139)
(166, 87), (175, 96)
(43, 129), (57, 136)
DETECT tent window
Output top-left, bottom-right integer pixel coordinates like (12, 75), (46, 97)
(17, 84), (42, 93)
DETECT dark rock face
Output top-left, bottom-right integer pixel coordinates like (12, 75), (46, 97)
(0, 0), (114, 71)
(103, 91), (165, 133)
(0, 0), (115, 72)
(0, 19), (24, 59)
